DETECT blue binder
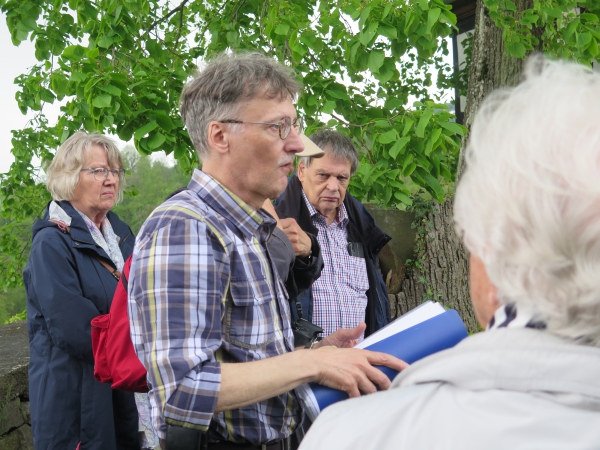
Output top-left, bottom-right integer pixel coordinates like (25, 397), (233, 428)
(307, 309), (468, 413)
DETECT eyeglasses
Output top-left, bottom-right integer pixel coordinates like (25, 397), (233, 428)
(81, 167), (126, 182)
(218, 117), (304, 140)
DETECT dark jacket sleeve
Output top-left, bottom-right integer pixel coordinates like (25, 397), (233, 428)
(25, 231), (101, 362)
(289, 232), (324, 297)
(267, 228), (323, 300)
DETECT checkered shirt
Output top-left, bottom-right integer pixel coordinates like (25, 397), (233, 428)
(302, 192), (369, 337)
(128, 170), (301, 444)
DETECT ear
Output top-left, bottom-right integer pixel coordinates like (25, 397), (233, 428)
(207, 121), (230, 156)
(297, 161), (307, 183)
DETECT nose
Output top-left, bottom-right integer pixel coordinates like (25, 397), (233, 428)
(325, 177), (341, 192)
(104, 171), (119, 184)
(284, 125), (304, 155)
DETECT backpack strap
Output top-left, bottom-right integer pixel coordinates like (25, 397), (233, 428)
(48, 219), (121, 280)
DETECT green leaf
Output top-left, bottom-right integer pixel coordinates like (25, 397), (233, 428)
(379, 25), (397, 40)
(402, 119), (414, 136)
(543, 7), (562, 19)
(378, 129), (398, 144)
(98, 84), (122, 96)
(322, 100), (336, 114)
(416, 109), (434, 138)
(439, 121), (465, 136)
(367, 50), (385, 73)
(577, 32), (592, 49)
(402, 162), (417, 177)
(97, 35), (115, 48)
(70, 72), (87, 83)
(425, 175), (445, 201)
(385, 185), (392, 204)
(274, 23), (290, 35)
(147, 132), (166, 150)
(507, 41), (526, 58)
(92, 94), (111, 108)
(425, 128), (442, 155)
(426, 8), (442, 34)
(382, 4), (393, 20)
(389, 136), (410, 159)
(394, 191), (413, 206)
(134, 122), (159, 141)
(564, 19), (581, 40)
(359, 6), (373, 29)
(359, 22), (378, 46)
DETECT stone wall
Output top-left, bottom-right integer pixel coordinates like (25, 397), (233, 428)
(0, 321), (33, 450)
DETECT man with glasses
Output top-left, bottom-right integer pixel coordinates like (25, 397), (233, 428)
(275, 131), (392, 340)
(127, 52), (406, 450)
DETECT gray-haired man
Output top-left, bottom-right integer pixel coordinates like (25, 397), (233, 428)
(128, 52), (406, 450)
(275, 131), (392, 340)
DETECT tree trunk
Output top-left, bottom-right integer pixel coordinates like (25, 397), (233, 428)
(390, 0), (542, 332)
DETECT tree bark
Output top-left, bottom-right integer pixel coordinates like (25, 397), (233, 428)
(391, 0), (542, 332)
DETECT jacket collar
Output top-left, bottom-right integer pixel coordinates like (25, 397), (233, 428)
(33, 201), (131, 257)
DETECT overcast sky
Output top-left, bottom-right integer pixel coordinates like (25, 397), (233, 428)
(1, 16), (40, 174)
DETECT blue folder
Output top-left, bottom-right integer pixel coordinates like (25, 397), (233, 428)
(308, 309), (468, 413)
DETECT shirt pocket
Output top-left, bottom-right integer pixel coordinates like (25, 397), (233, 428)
(345, 255), (370, 294)
(224, 276), (278, 350)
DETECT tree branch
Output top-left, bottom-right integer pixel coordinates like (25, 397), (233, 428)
(174, 3), (186, 51)
(147, 0), (190, 35)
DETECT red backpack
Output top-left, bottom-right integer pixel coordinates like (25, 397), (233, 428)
(91, 255), (149, 392)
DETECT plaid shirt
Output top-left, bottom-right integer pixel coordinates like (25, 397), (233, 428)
(128, 170), (301, 444)
(302, 192), (369, 337)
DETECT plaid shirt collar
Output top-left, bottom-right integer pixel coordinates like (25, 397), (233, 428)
(301, 190), (349, 227)
(188, 169), (276, 240)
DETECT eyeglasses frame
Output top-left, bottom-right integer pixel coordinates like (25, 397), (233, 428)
(81, 167), (126, 182)
(218, 116), (303, 140)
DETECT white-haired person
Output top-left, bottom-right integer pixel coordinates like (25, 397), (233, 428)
(299, 56), (600, 449)
(24, 132), (140, 450)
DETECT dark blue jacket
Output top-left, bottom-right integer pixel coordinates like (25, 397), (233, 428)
(24, 201), (138, 450)
(275, 176), (392, 337)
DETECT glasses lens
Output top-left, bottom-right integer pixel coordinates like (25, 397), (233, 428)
(280, 117), (291, 140)
(294, 117), (304, 135)
(92, 168), (107, 181)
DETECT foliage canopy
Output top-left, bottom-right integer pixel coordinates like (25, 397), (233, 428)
(1, 0), (466, 289)
(0, 0), (598, 291)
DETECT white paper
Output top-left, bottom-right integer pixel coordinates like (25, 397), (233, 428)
(354, 301), (445, 349)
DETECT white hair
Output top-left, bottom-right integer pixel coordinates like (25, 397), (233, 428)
(454, 56), (600, 346)
(47, 131), (125, 203)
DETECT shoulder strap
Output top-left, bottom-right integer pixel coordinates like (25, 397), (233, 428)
(48, 219), (121, 281)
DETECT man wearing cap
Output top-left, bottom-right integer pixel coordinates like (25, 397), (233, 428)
(128, 52), (406, 450)
(275, 130), (392, 339)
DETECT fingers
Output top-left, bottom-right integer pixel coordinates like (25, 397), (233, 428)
(320, 322), (366, 348)
(312, 347), (408, 398)
(337, 322), (366, 341)
(279, 218), (311, 257)
(279, 217), (297, 230)
(365, 351), (410, 372)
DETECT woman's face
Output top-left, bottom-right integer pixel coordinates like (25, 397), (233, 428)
(71, 145), (119, 224)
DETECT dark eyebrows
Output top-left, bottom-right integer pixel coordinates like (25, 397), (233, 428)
(315, 170), (350, 180)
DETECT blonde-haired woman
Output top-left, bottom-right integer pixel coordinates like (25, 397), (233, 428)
(24, 131), (139, 450)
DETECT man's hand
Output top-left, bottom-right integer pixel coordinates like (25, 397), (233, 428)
(309, 346), (409, 397)
(280, 218), (312, 258)
(315, 322), (366, 349)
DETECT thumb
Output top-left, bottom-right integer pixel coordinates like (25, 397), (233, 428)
(335, 322), (366, 341)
